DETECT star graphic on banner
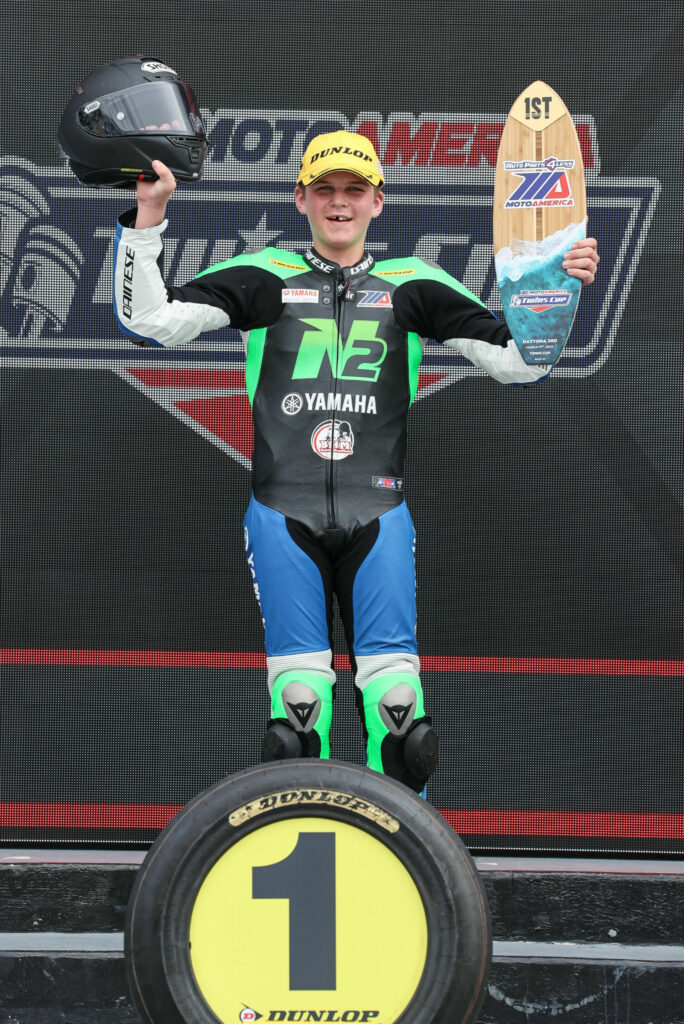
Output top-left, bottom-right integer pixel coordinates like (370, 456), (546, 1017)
(237, 213), (283, 252)
(120, 368), (459, 472)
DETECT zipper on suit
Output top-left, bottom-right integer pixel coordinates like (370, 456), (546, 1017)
(328, 268), (354, 529)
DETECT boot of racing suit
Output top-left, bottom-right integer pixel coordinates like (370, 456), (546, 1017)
(358, 672), (438, 793)
(262, 669), (334, 761)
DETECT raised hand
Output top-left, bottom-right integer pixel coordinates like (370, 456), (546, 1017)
(135, 159), (177, 229)
(563, 223), (600, 286)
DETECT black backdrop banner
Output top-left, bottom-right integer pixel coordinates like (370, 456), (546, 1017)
(1, 2), (682, 853)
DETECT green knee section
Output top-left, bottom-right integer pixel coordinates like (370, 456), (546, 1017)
(271, 670), (333, 759)
(361, 672), (425, 774)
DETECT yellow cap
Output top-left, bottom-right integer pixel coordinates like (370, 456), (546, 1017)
(298, 130), (384, 187)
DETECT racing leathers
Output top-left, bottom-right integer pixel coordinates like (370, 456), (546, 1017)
(113, 208), (550, 790)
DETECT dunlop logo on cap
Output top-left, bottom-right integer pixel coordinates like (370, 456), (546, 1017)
(309, 145), (373, 166)
(298, 130), (384, 186)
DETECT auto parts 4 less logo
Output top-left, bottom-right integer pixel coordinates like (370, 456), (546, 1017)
(292, 320), (387, 382)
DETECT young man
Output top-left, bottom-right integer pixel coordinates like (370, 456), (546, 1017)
(114, 130), (599, 792)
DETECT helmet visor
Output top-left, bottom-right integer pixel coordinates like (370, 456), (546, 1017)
(78, 81), (205, 138)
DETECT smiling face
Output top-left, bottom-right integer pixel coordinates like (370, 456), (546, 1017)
(294, 171), (384, 266)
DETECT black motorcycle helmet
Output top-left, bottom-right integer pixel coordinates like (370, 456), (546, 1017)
(58, 56), (207, 188)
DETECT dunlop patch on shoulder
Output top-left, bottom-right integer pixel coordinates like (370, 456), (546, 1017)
(229, 788), (400, 832)
(270, 258), (305, 270)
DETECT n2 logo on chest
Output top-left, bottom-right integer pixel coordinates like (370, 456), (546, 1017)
(291, 318), (388, 382)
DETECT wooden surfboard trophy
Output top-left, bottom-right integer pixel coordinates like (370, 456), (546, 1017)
(493, 81), (586, 365)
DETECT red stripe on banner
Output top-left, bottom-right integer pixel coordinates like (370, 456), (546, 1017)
(1, 650), (682, 675)
(0, 802), (681, 838)
(420, 655), (684, 676)
(0, 649), (268, 667)
(0, 802), (183, 829)
(2, 650), (680, 838)
(126, 368), (246, 388)
(440, 809), (684, 840)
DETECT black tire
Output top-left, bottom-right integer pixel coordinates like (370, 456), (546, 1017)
(125, 760), (491, 1024)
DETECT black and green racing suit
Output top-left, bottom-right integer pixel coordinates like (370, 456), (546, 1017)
(113, 210), (550, 790)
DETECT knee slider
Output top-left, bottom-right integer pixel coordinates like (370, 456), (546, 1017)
(263, 669), (333, 762)
(361, 674), (438, 792)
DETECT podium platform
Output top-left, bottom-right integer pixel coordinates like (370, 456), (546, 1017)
(0, 850), (683, 1023)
